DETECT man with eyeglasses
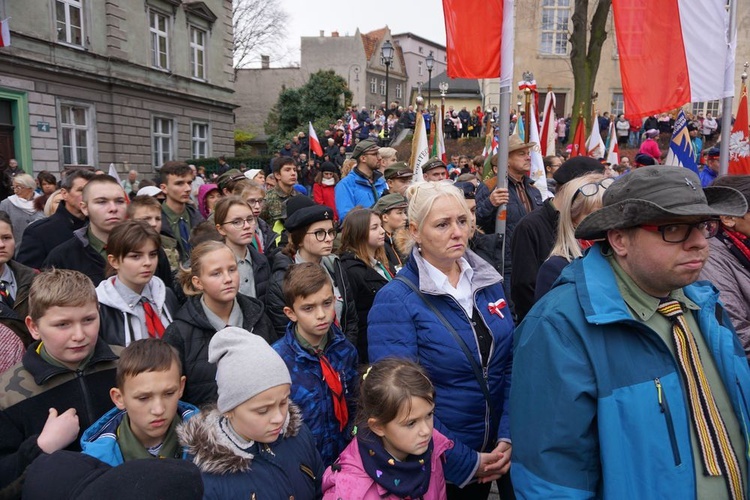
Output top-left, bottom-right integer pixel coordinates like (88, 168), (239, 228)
(511, 166), (750, 499)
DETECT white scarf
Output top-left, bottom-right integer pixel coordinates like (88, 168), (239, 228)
(8, 194), (37, 215)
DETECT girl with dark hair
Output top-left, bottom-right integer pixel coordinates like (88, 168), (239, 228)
(339, 208), (394, 362)
(322, 358), (452, 500)
(312, 162), (340, 221)
(96, 220), (179, 347)
(164, 241), (275, 407)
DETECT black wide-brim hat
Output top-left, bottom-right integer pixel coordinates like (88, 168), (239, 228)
(575, 165), (748, 240)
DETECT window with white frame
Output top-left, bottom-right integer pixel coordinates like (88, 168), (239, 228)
(191, 122), (209, 159)
(380, 79), (386, 96)
(190, 26), (206, 80)
(152, 116), (175, 167)
(395, 84), (402, 99)
(540, 0), (570, 55)
(418, 61), (423, 76)
(370, 77), (377, 94)
(55, 0), (83, 46)
(691, 100), (721, 117)
(611, 93), (624, 116)
(60, 103), (93, 166)
(150, 10), (169, 70)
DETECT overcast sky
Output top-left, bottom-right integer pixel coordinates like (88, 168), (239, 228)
(275, 0), (447, 65)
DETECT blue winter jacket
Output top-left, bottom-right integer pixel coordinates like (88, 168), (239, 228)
(367, 248), (514, 487)
(273, 323), (359, 467)
(511, 244), (750, 499)
(334, 168), (386, 221)
(80, 401), (199, 466)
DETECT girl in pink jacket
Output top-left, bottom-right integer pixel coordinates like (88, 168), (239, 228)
(322, 359), (452, 500)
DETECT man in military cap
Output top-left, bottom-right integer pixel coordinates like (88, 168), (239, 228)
(382, 162), (413, 196)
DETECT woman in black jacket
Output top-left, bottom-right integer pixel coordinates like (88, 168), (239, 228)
(163, 240), (274, 408)
(338, 208), (394, 362)
(265, 198), (358, 341)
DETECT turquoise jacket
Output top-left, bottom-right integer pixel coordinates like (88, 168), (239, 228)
(511, 244), (750, 499)
(80, 401), (198, 466)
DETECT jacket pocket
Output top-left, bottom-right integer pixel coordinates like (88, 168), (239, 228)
(655, 378), (681, 466)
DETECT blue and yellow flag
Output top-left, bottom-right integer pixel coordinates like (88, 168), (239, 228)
(665, 110), (699, 175)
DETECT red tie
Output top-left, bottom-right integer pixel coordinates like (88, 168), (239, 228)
(142, 301), (165, 338)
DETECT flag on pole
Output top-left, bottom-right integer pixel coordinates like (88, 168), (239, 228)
(0, 19), (10, 48)
(430, 111), (447, 164)
(664, 110), (699, 174)
(514, 115), (525, 142)
(410, 112), (429, 182)
(570, 116), (587, 158)
(443, 0), (506, 78)
(586, 118), (606, 159)
(539, 92), (557, 157)
(528, 100), (550, 200)
(308, 122), (324, 157)
(482, 129), (498, 180)
(729, 81), (750, 175)
(612, 0), (734, 117)
(108, 163), (119, 180)
(606, 121), (620, 166)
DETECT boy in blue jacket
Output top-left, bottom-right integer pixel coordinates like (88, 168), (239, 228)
(273, 262), (358, 466)
(81, 339), (197, 465)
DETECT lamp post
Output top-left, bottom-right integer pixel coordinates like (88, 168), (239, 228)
(426, 51), (435, 113)
(381, 40), (394, 143)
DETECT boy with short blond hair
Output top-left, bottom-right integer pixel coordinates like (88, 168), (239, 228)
(128, 195), (180, 278)
(80, 339), (197, 466)
(272, 262), (358, 467)
(0, 269), (121, 493)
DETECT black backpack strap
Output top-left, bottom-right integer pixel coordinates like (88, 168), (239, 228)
(394, 276), (499, 440)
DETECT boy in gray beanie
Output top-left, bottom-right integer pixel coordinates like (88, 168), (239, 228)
(178, 327), (323, 498)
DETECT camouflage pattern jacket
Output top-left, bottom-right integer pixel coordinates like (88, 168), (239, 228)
(260, 186), (297, 226)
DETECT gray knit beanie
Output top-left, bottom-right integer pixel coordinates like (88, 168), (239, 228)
(208, 327), (291, 413)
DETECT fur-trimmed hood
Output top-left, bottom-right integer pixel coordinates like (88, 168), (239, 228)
(177, 402), (303, 475)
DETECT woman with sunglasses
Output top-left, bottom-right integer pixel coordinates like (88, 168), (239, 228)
(699, 175), (750, 361)
(214, 196), (271, 302)
(265, 196), (358, 341)
(535, 173), (611, 301)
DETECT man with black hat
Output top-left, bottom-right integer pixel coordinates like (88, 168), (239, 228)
(700, 147), (721, 188)
(511, 166), (750, 499)
(510, 156), (605, 322)
(334, 138), (386, 221)
(422, 158), (449, 182)
(382, 162), (413, 196)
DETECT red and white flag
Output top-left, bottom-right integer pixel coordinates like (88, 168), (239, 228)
(612, 0), (733, 117)
(570, 117), (587, 158)
(606, 121), (620, 166)
(308, 122), (323, 157)
(0, 19), (10, 48)
(528, 99), (550, 200)
(443, 0), (513, 81)
(729, 82), (750, 175)
(539, 91), (557, 157)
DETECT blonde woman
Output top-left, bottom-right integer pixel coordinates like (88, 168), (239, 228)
(534, 173), (611, 301)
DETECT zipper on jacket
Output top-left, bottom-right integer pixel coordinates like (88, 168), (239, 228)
(654, 378), (681, 466)
(77, 369), (96, 425)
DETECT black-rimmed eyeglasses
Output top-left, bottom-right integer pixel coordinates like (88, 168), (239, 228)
(306, 228), (337, 241)
(640, 220), (720, 243)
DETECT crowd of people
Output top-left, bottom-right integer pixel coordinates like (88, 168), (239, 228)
(0, 96), (749, 500)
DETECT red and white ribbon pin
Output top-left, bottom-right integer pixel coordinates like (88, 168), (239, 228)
(488, 298), (507, 319)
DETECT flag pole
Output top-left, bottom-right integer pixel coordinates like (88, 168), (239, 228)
(720, 0), (738, 176)
(495, 0), (514, 236)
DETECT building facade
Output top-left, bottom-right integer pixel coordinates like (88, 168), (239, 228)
(481, 0), (750, 120)
(391, 32), (446, 107)
(0, 0), (235, 177)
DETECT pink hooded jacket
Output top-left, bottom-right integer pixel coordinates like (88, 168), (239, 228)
(322, 430), (453, 500)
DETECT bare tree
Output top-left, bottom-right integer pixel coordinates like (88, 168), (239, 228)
(569, 0), (612, 137)
(233, 0), (288, 69)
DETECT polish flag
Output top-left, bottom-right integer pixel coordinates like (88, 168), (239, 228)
(0, 19), (10, 48)
(606, 121), (619, 166)
(729, 82), (750, 175)
(539, 91), (557, 157)
(612, 0), (733, 118)
(308, 122), (323, 158)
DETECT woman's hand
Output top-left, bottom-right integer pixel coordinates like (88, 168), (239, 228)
(475, 441), (512, 483)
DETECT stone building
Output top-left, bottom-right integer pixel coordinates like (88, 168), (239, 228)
(391, 32), (446, 106)
(0, 0), (235, 177)
(481, 0), (750, 119)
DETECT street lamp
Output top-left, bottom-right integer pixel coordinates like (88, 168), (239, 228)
(439, 81), (449, 135)
(426, 51), (435, 113)
(381, 40), (394, 142)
